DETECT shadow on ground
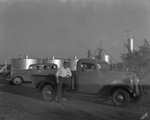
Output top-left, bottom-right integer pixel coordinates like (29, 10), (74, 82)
(0, 78), (114, 107)
(0, 78), (44, 101)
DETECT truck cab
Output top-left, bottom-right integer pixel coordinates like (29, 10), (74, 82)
(32, 58), (142, 107)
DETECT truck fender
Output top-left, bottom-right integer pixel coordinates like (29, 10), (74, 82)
(12, 75), (24, 81)
(36, 80), (56, 92)
(97, 85), (134, 98)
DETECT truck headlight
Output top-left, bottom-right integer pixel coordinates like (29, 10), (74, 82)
(130, 78), (133, 83)
(129, 76), (134, 83)
(136, 77), (140, 82)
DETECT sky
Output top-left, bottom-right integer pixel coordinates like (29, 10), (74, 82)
(0, 0), (150, 62)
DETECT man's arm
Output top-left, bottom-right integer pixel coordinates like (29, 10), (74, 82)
(66, 68), (72, 77)
(69, 68), (72, 77)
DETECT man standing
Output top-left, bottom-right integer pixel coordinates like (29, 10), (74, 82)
(56, 61), (72, 103)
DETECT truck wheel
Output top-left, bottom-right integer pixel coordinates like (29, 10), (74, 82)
(12, 77), (23, 85)
(42, 85), (55, 101)
(112, 88), (130, 107)
(131, 95), (141, 103)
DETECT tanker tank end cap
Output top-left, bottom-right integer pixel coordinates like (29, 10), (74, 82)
(52, 56), (55, 60)
(25, 55), (29, 59)
(74, 56), (77, 59)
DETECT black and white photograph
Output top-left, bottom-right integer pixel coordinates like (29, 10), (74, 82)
(0, 0), (150, 120)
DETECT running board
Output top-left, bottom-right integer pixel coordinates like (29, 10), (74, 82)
(64, 90), (97, 98)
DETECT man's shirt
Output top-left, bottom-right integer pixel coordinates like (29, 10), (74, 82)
(56, 67), (72, 78)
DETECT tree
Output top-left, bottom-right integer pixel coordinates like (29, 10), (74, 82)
(121, 39), (150, 78)
(94, 41), (103, 59)
(86, 41), (103, 59)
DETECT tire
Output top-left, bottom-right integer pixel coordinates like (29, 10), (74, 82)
(42, 85), (55, 101)
(112, 88), (130, 107)
(12, 76), (23, 85)
(131, 95), (141, 103)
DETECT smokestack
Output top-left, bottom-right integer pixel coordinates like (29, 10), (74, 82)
(124, 31), (133, 53)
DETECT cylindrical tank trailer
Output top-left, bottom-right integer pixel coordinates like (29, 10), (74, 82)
(11, 59), (42, 70)
(42, 59), (65, 69)
(10, 55), (79, 71)
(43, 56), (78, 71)
(11, 55), (42, 70)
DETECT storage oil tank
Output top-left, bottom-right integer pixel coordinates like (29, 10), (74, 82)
(103, 54), (110, 64)
(11, 58), (42, 70)
(127, 38), (133, 52)
(42, 59), (65, 68)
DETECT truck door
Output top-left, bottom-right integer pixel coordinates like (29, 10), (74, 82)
(76, 62), (99, 93)
(22, 65), (36, 81)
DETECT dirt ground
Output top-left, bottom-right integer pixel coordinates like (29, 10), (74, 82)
(0, 79), (150, 120)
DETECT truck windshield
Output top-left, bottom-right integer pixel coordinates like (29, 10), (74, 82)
(97, 62), (110, 70)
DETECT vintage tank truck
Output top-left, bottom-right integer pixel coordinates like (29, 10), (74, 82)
(32, 58), (142, 107)
(5, 56), (66, 85)
(6, 56), (43, 85)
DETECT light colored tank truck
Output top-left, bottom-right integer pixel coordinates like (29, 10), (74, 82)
(32, 58), (142, 107)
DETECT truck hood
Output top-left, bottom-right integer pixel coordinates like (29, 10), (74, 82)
(100, 70), (135, 84)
